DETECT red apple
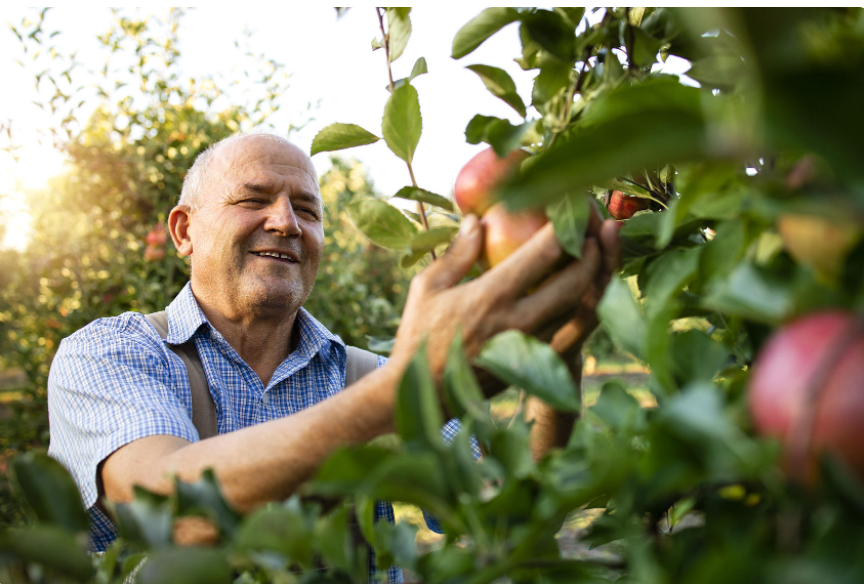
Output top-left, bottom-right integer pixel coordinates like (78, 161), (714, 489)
(481, 203), (548, 269)
(145, 224), (168, 247)
(144, 245), (166, 262)
(607, 190), (651, 220)
(748, 311), (864, 483)
(454, 147), (529, 216)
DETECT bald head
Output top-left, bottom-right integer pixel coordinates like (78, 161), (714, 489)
(179, 132), (318, 213)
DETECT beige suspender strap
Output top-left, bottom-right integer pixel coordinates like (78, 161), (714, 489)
(344, 345), (380, 386)
(145, 312), (378, 439)
(144, 311), (219, 440)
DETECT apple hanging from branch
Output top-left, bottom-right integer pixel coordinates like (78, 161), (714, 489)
(748, 311), (864, 483)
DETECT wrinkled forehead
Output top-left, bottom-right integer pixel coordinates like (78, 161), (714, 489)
(213, 135), (319, 193)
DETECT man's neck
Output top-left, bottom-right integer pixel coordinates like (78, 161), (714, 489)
(192, 288), (300, 387)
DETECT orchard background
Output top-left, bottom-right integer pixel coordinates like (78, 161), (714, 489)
(2, 6), (864, 584)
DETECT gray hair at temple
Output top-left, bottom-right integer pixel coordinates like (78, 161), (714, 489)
(178, 131), (307, 213)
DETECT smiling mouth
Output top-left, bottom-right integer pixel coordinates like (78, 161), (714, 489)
(250, 251), (299, 263)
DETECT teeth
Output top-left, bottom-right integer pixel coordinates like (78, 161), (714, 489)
(254, 251), (294, 260)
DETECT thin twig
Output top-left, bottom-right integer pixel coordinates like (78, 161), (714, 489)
(376, 7), (435, 260)
(375, 8), (395, 93)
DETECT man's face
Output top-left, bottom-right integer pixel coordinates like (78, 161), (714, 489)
(186, 136), (325, 316)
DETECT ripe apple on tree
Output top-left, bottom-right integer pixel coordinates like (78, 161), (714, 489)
(454, 147), (549, 268)
(748, 310), (864, 483)
(145, 223), (168, 247)
(606, 190), (651, 220)
(454, 147), (529, 216)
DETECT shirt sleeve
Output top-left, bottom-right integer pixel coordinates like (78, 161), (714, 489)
(47, 313), (199, 510)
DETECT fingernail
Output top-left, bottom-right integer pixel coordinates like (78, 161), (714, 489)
(459, 214), (478, 236)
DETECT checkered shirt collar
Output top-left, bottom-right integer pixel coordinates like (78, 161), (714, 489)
(164, 282), (344, 358)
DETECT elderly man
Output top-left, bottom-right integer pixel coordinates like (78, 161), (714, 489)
(47, 133), (620, 580)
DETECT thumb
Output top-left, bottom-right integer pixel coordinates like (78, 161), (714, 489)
(423, 214), (483, 290)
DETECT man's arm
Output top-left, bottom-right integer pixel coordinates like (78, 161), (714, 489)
(101, 358), (402, 511)
(102, 215), (608, 513)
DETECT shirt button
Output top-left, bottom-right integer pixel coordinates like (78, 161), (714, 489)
(261, 393), (270, 405)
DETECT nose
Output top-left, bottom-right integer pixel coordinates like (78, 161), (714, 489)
(264, 196), (302, 237)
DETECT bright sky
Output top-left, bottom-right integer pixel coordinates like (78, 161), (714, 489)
(0, 6), (690, 249)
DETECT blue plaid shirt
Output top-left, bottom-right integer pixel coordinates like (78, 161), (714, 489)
(48, 282), (470, 583)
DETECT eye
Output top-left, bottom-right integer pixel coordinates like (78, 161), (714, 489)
(296, 206), (320, 219)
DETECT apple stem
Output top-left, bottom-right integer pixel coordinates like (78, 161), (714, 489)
(788, 313), (864, 482)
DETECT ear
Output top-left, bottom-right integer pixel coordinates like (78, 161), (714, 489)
(168, 205), (194, 257)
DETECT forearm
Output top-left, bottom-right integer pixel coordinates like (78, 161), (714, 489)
(108, 358), (405, 512)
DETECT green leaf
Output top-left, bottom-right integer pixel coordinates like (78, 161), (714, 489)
(670, 330), (730, 386)
(591, 381), (644, 433)
(136, 548), (231, 584)
(597, 275), (646, 360)
(0, 526), (94, 583)
(475, 330), (580, 411)
(347, 197), (417, 251)
(310, 446), (394, 497)
(698, 219), (750, 288)
(410, 56), (428, 79)
(532, 58), (573, 106)
(373, 521), (419, 571)
(442, 334), (489, 421)
(642, 246), (702, 319)
(516, 23), (542, 70)
(466, 64), (527, 118)
(408, 225), (458, 252)
(395, 342), (445, 450)
(382, 83), (422, 164)
(547, 192), (591, 258)
(686, 53), (745, 90)
(702, 262), (794, 324)
(401, 226), (458, 268)
(393, 186), (453, 211)
(367, 453), (453, 521)
(355, 494), (378, 548)
(175, 469), (242, 535)
(386, 7), (412, 63)
(521, 9), (577, 62)
(446, 425), (486, 495)
(233, 497), (314, 568)
(465, 114), (500, 144)
(391, 56), (429, 92)
(452, 8), (520, 59)
(486, 119), (533, 158)
(10, 452), (89, 533)
(310, 123), (380, 156)
(659, 383), (738, 442)
(554, 7), (585, 29)
(630, 27), (663, 68)
(487, 419), (535, 479)
(112, 487), (173, 549)
(314, 505), (356, 574)
(498, 81), (706, 209)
